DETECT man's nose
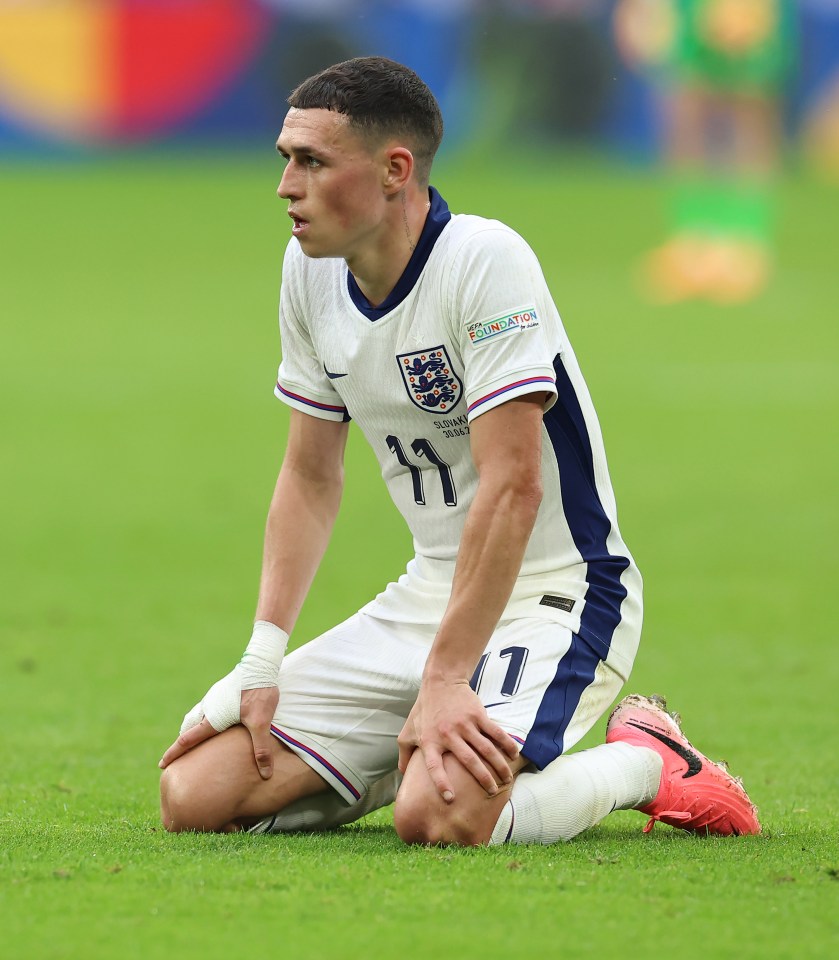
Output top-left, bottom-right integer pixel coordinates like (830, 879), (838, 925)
(277, 163), (298, 200)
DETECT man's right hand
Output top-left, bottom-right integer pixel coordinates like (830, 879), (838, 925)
(158, 621), (288, 779)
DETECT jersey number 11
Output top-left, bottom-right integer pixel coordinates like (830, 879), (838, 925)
(386, 435), (457, 507)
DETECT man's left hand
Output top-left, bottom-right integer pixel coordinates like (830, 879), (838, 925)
(397, 678), (519, 802)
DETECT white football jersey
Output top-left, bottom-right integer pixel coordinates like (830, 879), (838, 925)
(275, 189), (641, 673)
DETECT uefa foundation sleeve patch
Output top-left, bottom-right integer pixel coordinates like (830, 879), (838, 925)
(465, 307), (540, 348)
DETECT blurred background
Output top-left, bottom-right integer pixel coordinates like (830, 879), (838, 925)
(2, 0), (838, 302)
(1, 0), (837, 166)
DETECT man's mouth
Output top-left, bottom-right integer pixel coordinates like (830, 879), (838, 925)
(288, 211), (308, 235)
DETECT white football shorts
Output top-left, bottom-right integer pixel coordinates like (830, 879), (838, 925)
(266, 610), (631, 812)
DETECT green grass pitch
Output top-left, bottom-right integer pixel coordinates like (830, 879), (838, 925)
(1, 152), (838, 959)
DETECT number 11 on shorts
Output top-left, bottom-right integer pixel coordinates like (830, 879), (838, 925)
(469, 646), (529, 698)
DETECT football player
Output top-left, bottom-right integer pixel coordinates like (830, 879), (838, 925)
(159, 57), (759, 843)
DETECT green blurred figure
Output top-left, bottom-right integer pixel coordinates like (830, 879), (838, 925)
(615, 0), (797, 303)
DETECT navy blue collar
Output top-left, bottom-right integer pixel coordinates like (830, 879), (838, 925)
(346, 186), (451, 321)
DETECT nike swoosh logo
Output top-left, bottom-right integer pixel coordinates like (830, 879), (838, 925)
(324, 364), (347, 380)
(625, 720), (703, 778)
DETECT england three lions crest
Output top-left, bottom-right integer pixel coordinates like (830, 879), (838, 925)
(397, 345), (463, 414)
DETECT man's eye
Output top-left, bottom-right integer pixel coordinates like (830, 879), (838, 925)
(306, 156), (321, 168)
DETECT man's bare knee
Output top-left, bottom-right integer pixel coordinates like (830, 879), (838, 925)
(394, 750), (525, 847)
(393, 793), (490, 847)
(159, 726), (264, 833)
(159, 725), (330, 833)
(160, 765), (200, 832)
(159, 763), (225, 833)
(393, 793), (435, 845)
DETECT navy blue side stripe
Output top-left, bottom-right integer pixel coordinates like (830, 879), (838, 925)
(543, 354), (629, 655)
(521, 636), (603, 769)
(520, 354), (630, 768)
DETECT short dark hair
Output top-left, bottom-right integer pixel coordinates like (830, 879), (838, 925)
(288, 56), (443, 187)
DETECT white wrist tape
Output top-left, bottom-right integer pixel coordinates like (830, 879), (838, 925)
(180, 621), (289, 735)
(240, 620), (289, 686)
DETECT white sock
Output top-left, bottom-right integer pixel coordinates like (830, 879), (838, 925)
(489, 742), (662, 845)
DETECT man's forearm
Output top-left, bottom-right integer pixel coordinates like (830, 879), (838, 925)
(254, 461), (343, 631)
(424, 396), (546, 684)
(424, 475), (541, 682)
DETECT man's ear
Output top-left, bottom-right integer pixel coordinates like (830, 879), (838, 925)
(383, 147), (414, 194)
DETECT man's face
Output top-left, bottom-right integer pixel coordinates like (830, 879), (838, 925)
(276, 108), (387, 260)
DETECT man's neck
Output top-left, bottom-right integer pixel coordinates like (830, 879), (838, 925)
(348, 188), (431, 308)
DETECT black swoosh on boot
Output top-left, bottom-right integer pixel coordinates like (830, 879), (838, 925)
(625, 721), (703, 778)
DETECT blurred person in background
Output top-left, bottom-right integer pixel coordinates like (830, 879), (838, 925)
(614, 0), (797, 303)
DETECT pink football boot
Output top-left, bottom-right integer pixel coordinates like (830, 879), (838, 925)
(606, 694), (761, 836)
